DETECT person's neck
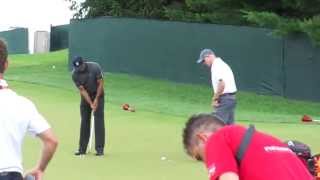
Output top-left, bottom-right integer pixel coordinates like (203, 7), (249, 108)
(0, 74), (7, 89)
(210, 57), (215, 67)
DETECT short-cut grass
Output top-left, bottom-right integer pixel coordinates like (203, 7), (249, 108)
(5, 50), (320, 180)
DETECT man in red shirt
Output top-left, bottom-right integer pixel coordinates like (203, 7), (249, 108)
(182, 113), (313, 180)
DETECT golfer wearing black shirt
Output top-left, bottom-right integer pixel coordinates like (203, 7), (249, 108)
(72, 56), (105, 156)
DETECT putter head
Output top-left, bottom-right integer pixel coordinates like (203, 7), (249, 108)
(129, 107), (135, 112)
(25, 174), (35, 180)
(302, 115), (312, 122)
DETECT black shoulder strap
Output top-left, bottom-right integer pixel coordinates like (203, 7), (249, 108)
(236, 125), (255, 166)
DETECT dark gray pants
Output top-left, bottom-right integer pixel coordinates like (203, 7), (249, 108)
(215, 94), (236, 125)
(79, 95), (105, 153)
(0, 172), (22, 180)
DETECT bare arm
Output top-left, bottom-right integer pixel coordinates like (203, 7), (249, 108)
(219, 172), (239, 180)
(212, 80), (225, 107)
(36, 129), (58, 171)
(213, 79), (225, 100)
(27, 129), (58, 180)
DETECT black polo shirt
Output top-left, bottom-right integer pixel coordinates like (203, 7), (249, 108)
(72, 62), (104, 95)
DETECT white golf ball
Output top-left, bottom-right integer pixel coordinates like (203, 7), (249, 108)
(161, 156), (167, 161)
(52, 65), (56, 69)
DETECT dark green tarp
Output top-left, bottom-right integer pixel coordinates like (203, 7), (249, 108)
(69, 17), (284, 96)
(0, 28), (29, 54)
(284, 36), (320, 101)
(68, 16), (320, 101)
(50, 24), (69, 51)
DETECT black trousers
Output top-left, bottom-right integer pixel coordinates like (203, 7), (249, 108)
(0, 172), (23, 180)
(78, 95), (105, 153)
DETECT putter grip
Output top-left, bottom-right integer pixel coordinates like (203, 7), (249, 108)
(25, 174), (36, 180)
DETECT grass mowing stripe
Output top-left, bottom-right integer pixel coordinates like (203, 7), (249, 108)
(5, 50), (319, 180)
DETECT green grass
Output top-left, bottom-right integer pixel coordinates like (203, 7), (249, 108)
(5, 50), (320, 180)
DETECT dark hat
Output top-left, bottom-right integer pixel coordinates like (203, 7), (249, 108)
(72, 56), (84, 68)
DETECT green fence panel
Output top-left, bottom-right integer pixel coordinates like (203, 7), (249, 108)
(0, 28), (29, 54)
(284, 36), (320, 101)
(69, 17), (284, 95)
(50, 24), (69, 51)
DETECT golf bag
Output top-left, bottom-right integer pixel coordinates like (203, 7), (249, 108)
(285, 140), (320, 178)
(236, 127), (319, 178)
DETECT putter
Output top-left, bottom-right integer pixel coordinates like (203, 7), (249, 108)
(25, 174), (35, 180)
(88, 113), (95, 153)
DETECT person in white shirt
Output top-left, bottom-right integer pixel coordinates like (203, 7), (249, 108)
(197, 49), (237, 124)
(0, 39), (58, 180)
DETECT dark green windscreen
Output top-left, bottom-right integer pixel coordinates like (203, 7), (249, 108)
(284, 35), (320, 101)
(0, 28), (29, 54)
(50, 24), (69, 51)
(69, 17), (284, 95)
(68, 17), (320, 101)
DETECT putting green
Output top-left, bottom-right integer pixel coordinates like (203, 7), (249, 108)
(4, 50), (320, 180)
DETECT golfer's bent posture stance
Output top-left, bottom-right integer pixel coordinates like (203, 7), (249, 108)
(0, 39), (58, 180)
(72, 56), (105, 156)
(182, 113), (313, 180)
(197, 49), (237, 124)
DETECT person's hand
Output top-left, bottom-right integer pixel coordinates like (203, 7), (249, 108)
(25, 168), (43, 180)
(90, 103), (95, 112)
(213, 100), (220, 108)
(91, 99), (98, 112)
(212, 95), (220, 108)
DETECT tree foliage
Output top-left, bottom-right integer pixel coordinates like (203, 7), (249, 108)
(67, 0), (320, 44)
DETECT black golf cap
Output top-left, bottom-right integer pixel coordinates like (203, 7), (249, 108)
(72, 56), (84, 68)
